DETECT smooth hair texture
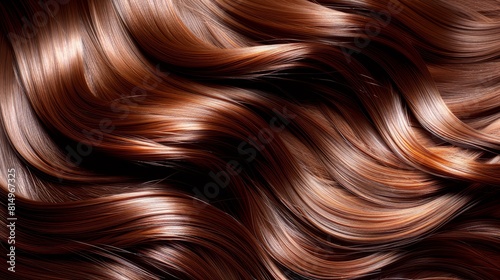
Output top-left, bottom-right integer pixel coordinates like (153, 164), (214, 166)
(1, 0), (500, 279)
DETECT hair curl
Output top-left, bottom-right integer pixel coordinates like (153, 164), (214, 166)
(1, 0), (500, 279)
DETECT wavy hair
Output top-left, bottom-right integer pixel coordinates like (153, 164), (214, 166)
(1, 0), (500, 279)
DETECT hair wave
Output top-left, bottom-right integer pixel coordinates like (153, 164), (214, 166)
(1, 0), (500, 279)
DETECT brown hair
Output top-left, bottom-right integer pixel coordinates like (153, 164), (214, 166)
(1, 0), (500, 279)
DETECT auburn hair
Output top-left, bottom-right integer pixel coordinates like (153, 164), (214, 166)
(1, 0), (500, 279)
